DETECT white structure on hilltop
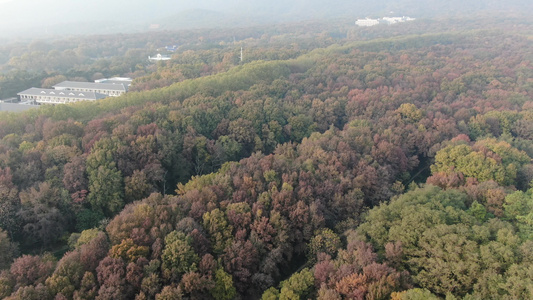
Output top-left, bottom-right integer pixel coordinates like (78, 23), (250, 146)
(356, 16), (415, 27)
(355, 18), (380, 27)
(148, 53), (171, 61)
(382, 16), (415, 24)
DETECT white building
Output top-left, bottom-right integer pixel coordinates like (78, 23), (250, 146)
(18, 88), (107, 105)
(16, 78), (132, 105)
(382, 16), (415, 25)
(355, 18), (380, 27)
(94, 77), (133, 91)
(148, 53), (171, 61)
(53, 81), (127, 97)
(356, 16), (415, 27)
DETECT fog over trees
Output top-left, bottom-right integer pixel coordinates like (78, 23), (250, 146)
(0, 0), (531, 38)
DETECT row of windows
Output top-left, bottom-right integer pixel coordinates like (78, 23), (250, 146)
(20, 89), (121, 102)
(20, 95), (93, 103)
(70, 88), (122, 95)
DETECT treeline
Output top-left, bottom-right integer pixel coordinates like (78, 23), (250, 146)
(0, 19), (349, 99)
(2, 15), (528, 99)
(0, 23), (532, 299)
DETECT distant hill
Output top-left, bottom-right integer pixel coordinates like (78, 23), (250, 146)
(0, 0), (530, 38)
(153, 9), (256, 30)
(150, 0), (532, 32)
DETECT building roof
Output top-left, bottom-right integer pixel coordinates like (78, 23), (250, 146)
(95, 77), (132, 84)
(53, 81), (127, 91)
(94, 78), (132, 89)
(0, 102), (38, 112)
(149, 53), (171, 61)
(355, 18), (380, 26)
(18, 88), (107, 100)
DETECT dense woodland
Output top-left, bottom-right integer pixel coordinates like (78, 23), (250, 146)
(0, 15), (532, 299)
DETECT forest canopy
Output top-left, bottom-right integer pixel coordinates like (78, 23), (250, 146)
(0, 14), (532, 300)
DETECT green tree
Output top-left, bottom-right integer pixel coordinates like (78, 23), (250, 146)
(503, 190), (533, 239)
(278, 268), (314, 300)
(87, 164), (124, 216)
(110, 238), (149, 263)
(431, 140), (529, 186)
(391, 288), (440, 300)
(202, 209), (233, 254)
(308, 228), (342, 263)
(86, 138), (124, 216)
(358, 186), (479, 297)
(210, 268), (236, 300)
(161, 231), (199, 280)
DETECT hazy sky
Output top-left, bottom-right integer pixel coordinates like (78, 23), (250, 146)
(0, 0), (530, 39)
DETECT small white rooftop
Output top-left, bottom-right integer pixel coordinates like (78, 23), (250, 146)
(95, 77), (132, 83)
(149, 53), (171, 61)
(356, 16), (415, 27)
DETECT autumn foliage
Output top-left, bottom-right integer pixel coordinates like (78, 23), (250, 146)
(0, 16), (532, 300)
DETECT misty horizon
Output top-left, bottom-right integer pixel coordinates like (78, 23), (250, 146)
(0, 0), (531, 40)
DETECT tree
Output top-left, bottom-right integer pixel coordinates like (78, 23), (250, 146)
(226, 202), (252, 231)
(17, 182), (70, 248)
(222, 240), (259, 292)
(261, 287), (279, 300)
(278, 268), (314, 300)
(202, 209), (233, 255)
(409, 224), (482, 296)
(141, 273), (162, 298)
(73, 272), (98, 300)
(63, 156), (88, 194)
(396, 103), (423, 123)
(0, 167), (20, 239)
(110, 238), (150, 263)
(308, 228), (342, 263)
(124, 170), (152, 203)
(86, 138), (124, 216)
(6, 283), (51, 300)
(210, 268), (236, 300)
(0, 229), (18, 270)
(45, 251), (84, 298)
(391, 288), (439, 300)
(431, 140), (529, 186)
(357, 185), (532, 298)
(41, 75), (67, 89)
(80, 232), (109, 272)
(0, 271), (14, 298)
(10, 254), (55, 288)
(87, 164), (124, 216)
(179, 270), (214, 298)
(161, 231), (199, 281)
(95, 257), (130, 300)
(156, 285), (183, 300)
(503, 190), (533, 239)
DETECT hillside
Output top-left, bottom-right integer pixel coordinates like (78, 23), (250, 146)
(0, 16), (532, 299)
